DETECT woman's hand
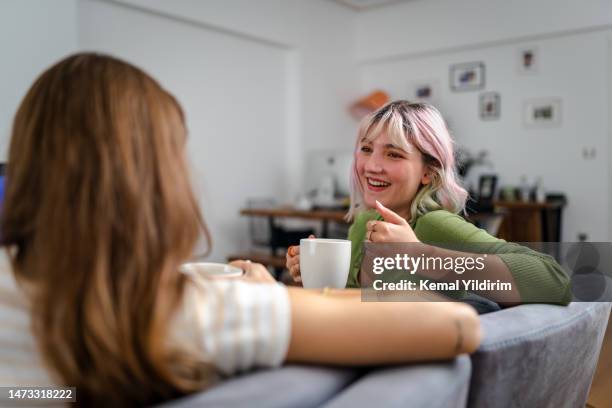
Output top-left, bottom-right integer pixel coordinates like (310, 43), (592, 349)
(286, 234), (315, 283)
(366, 200), (420, 243)
(229, 260), (276, 283)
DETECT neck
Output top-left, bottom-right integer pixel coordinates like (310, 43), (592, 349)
(390, 202), (412, 221)
(395, 208), (411, 220)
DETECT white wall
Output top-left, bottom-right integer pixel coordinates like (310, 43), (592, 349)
(356, 0), (612, 241)
(78, 0), (359, 260)
(0, 0), (78, 160)
(113, 0), (360, 171)
(355, 0), (612, 62)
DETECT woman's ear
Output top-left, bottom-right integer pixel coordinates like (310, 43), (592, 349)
(421, 169), (433, 185)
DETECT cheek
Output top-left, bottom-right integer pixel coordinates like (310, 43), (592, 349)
(394, 161), (424, 183)
(354, 156), (365, 176)
(385, 163), (411, 184)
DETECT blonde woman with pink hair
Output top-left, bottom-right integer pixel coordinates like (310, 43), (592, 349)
(287, 101), (570, 307)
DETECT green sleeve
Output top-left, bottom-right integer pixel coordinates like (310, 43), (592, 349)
(346, 210), (381, 288)
(414, 210), (572, 305)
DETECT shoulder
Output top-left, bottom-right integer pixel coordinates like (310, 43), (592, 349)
(0, 249), (56, 386)
(413, 210), (490, 244)
(172, 276), (291, 374)
(414, 209), (464, 230)
(181, 274), (289, 317)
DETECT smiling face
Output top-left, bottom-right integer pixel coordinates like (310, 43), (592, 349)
(355, 132), (431, 219)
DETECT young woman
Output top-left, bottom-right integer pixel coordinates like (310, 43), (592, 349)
(0, 54), (480, 406)
(287, 101), (571, 307)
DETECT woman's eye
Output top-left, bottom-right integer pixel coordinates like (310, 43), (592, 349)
(388, 152), (404, 159)
(360, 145), (372, 153)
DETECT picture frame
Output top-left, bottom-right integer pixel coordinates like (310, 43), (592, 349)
(478, 174), (498, 202)
(450, 62), (485, 92)
(518, 46), (538, 74)
(408, 80), (440, 104)
(479, 92), (500, 120)
(523, 98), (562, 128)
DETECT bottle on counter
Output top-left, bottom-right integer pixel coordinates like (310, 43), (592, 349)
(533, 177), (546, 203)
(519, 175), (530, 202)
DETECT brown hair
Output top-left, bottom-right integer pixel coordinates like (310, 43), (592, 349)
(1, 53), (213, 406)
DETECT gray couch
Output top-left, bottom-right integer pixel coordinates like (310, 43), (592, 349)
(160, 302), (610, 408)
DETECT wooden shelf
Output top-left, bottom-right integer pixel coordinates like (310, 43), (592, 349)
(494, 200), (563, 210)
(241, 207), (348, 223)
(491, 200), (565, 242)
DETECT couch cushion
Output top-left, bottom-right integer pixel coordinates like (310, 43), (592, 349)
(322, 356), (471, 408)
(468, 302), (611, 408)
(156, 365), (358, 408)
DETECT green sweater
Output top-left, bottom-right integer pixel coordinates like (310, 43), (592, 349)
(346, 209), (571, 305)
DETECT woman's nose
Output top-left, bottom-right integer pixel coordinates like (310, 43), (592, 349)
(364, 154), (384, 173)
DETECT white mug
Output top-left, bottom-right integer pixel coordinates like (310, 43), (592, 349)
(300, 238), (351, 289)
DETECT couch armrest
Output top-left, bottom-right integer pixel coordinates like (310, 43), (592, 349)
(156, 365), (358, 408)
(322, 356), (471, 408)
(468, 302), (611, 408)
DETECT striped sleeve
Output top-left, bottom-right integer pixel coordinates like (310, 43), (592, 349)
(173, 276), (291, 376)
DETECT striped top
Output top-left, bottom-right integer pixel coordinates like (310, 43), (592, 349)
(0, 252), (291, 387)
(0, 252), (54, 387)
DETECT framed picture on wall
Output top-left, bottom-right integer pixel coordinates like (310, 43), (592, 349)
(479, 92), (500, 120)
(450, 62), (485, 92)
(408, 80), (440, 104)
(523, 98), (562, 128)
(518, 46), (538, 74)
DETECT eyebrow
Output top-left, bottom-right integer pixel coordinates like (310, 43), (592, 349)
(384, 144), (404, 151)
(361, 137), (410, 154)
(360, 138), (409, 153)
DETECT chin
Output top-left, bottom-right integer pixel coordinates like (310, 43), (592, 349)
(362, 195), (379, 209)
(360, 194), (373, 208)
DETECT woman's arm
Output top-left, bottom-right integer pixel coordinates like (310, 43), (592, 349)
(285, 287), (481, 365)
(369, 203), (570, 306)
(380, 242), (523, 307)
(413, 211), (571, 305)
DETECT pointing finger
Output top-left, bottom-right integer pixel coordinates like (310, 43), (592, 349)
(375, 200), (407, 225)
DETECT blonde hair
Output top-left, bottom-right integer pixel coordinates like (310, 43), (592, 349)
(347, 100), (467, 223)
(1, 53), (213, 406)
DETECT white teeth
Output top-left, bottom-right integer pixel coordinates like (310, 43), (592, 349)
(368, 178), (390, 187)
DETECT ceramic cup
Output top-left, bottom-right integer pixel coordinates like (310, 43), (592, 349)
(299, 238), (351, 289)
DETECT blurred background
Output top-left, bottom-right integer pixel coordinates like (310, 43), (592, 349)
(1, 0), (611, 263)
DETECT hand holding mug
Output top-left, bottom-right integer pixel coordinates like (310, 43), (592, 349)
(229, 260), (276, 283)
(286, 234), (315, 283)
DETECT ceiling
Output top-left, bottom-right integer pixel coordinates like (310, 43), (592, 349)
(331, 0), (418, 11)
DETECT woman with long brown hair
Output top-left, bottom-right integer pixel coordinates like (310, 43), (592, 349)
(0, 53), (480, 406)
